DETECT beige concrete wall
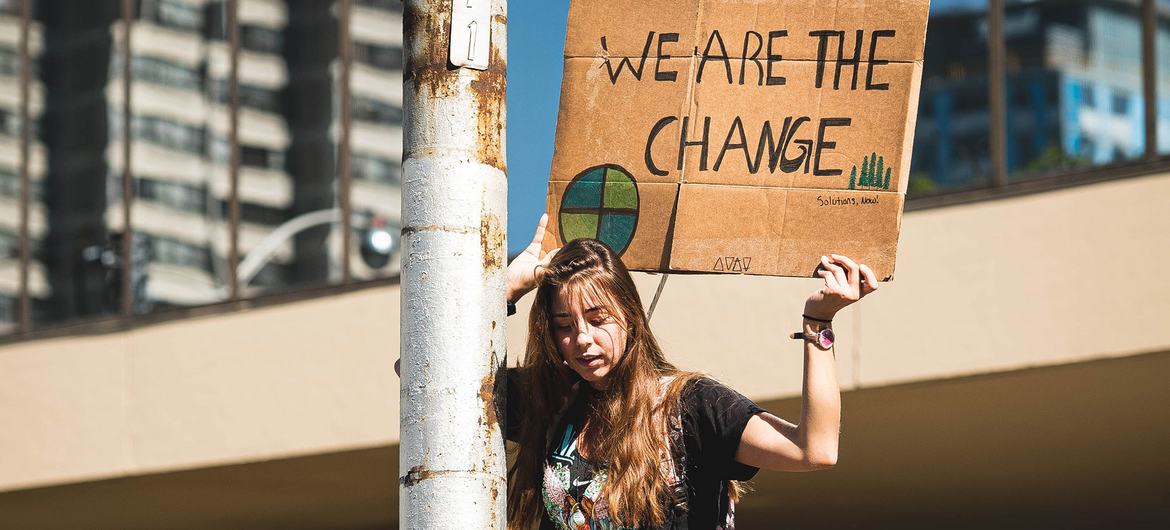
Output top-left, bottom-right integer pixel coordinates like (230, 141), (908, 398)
(1, 172), (1167, 494)
(509, 172), (1170, 401)
(0, 287), (401, 492)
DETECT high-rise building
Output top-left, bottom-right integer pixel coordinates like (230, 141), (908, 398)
(0, 0), (403, 332)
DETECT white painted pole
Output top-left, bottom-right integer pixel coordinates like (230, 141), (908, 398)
(399, 0), (508, 528)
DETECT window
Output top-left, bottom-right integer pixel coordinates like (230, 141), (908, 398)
(0, 108), (15, 136)
(352, 152), (400, 185)
(137, 0), (203, 33)
(0, 47), (19, 77)
(352, 95), (402, 126)
(239, 144), (282, 170)
(241, 25), (282, 54)
(114, 54), (204, 92)
(210, 79), (280, 114)
(355, 0), (402, 12)
(353, 42), (402, 71)
(151, 235), (212, 270)
(1081, 84), (1096, 109)
(1001, 0), (1144, 179)
(132, 115), (207, 154)
(138, 177), (208, 214)
(0, 231), (17, 260)
(0, 168), (42, 201)
(908, 0), (993, 193)
(1111, 90), (1131, 116)
(0, 169), (18, 198)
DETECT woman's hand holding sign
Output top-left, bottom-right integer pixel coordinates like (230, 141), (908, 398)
(803, 253), (879, 321)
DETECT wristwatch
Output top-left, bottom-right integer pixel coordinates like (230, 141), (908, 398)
(791, 321), (834, 350)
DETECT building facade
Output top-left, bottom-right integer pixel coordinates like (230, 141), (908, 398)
(0, 0), (402, 334)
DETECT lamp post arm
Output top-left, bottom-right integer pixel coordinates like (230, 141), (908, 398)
(236, 208), (347, 289)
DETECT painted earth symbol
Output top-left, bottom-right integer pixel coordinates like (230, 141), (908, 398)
(558, 165), (640, 257)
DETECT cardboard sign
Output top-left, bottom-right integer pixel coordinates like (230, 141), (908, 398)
(542, 0), (930, 280)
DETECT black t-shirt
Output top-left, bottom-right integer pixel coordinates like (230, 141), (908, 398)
(508, 374), (764, 529)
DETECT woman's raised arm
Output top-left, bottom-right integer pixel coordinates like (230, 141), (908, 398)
(735, 254), (878, 472)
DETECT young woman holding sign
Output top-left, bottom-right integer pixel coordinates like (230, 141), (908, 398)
(501, 214), (878, 530)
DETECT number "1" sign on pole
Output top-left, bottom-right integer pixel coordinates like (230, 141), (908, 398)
(449, 0), (490, 70)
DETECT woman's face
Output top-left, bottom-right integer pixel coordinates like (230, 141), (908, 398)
(550, 286), (628, 388)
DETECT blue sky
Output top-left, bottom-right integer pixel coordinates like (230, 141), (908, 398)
(504, 0), (571, 252)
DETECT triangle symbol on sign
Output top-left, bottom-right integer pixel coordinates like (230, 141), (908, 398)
(725, 257), (736, 272)
(713, 258), (725, 271)
(731, 258), (743, 272)
(742, 257), (752, 271)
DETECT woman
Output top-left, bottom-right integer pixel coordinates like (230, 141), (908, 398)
(503, 214), (878, 530)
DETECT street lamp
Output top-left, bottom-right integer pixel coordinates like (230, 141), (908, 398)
(236, 208), (400, 290)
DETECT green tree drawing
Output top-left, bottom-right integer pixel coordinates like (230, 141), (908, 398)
(853, 152), (895, 190)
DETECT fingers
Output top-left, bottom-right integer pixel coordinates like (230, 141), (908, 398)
(830, 254), (860, 291)
(818, 269), (842, 292)
(859, 264), (879, 296)
(820, 255), (848, 290)
(526, 213), (549, 253)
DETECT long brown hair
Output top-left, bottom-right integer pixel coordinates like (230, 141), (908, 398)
(507, 239), (703, 529)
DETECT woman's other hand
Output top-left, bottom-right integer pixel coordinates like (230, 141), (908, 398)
(506, 213), (559, 302)
(803, 254), (878, 321)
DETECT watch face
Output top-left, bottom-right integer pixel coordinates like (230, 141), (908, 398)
(818, 328), (835, 349)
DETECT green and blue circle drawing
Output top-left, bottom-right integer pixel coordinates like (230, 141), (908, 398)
(558, 165), (640, 256)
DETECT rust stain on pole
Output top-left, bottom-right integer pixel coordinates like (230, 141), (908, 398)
(403, 1), (458, 99)
(480, 213), (505, 271)
(469, 40), (507, 172)
(400, 465), (505, 488)
(479, 371), (498, 428)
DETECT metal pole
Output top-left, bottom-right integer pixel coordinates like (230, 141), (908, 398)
(226, 0), (242, 302)
(988, 0), (1008, 187)
(17, 0), (31, 333)
(338, 0), (354, 284)
(119, 0), (134, 317)
(400, 0), (508, 528)
(1141, 0), (1157, 160)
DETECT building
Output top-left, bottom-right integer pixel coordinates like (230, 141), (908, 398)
(912, 0), (1170, 190)
(0, 0), (402, 331)
(0, 1), (1168, 528)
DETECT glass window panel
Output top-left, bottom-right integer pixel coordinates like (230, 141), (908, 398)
(0, 1), (24, 333)
(231, 0), (343, 297)
(127, 0), (229, 313)
(347, 0), (400, 281)
(1005, 0), (1145, 180)
(909, 0), (993, 195)
(1158, 0), (1170, 155)
(30, 0), (128, 328)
